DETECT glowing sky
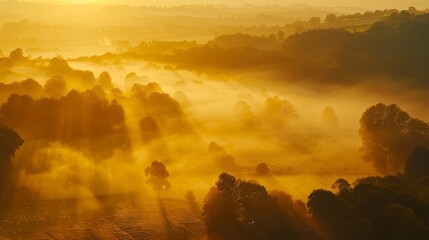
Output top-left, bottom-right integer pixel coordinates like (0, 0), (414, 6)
(23, 0), (429, 9)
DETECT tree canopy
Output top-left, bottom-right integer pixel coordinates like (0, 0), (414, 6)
(359, 103), (429, 174)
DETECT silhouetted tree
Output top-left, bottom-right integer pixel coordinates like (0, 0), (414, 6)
(8, 48), (25, 62)
(308, 173), (429, 240)
(145, 161), (171, 194)
(359, 103), (429, 174)
(325, 13), (337, 23)
(307, 189), (353, 239)
(384, 204), (429, 240)
(308, 16), (321, 25)
(331, 178), (350, 193)
(256, 162), (270, 175)
(404, 146), (429, 180)
(203, 173), (315, 240)
(44, 75), (66, 98)
(0, 125), (23, 202)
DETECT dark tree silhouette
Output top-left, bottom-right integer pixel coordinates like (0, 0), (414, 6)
(404, 146), (429, 180)
(359, 103), (429, 174)
(203, 173), (316, 240)
(256, 162), (270, 175)
(384, 204), (429, 240)
(0, 125), (24, 202)
(0, 124), (23, 164)
(331, 179), (350, 192)
(307, 174), (429, 240)
(144, 161), (171, 194)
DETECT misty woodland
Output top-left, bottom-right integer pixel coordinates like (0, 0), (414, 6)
(1, 1), (429, 240)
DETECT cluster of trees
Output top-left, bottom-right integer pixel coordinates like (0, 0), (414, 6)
(201, 102), (429, 240)
(308, 147), (429, 240)
(324, 8), (399, 23)
(48, 57), (96, 88)
(131, 82), (192, 136)
(209, 33), (283, 50)
(214, 7), (414, 40)
(203, 173), (318, 240)
(0, 79), (44, 103)
(281, 12), (429, 83)
(0, 49), (113, 96)
(232, 96), (298, 133)
(0, 48), (29, 68)
(203, 144), (429, 240)
(0, 88), (130, 158)
(131, 12), (429, 86)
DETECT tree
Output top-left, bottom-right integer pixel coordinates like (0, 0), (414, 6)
(98, 71), (113, 89)
(203, 173), (310, 240)
(0, 124), (24, 165)
(144, 161), (171, 194)
(308, 16), (321, 25)
(0, 125), (24, 201)
(322, 106), (338, 126)
(331, 178), (350, 193)
(264, 96), (298, 127)
(325, 13), (338, 23)
(404, 146), (429, 180)
(359, 103), (429, 174)
(256, 162), (270, 175)
(384, 204), (429, 240)
(8, 48), (25, 62)
(44, 75), (67, 98)
(307, 189), (352, 239)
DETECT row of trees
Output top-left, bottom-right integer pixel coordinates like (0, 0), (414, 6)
(126, 12), (429, 87)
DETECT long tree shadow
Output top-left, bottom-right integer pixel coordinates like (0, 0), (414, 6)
(185, 191), (202, 218)
(158, 197), (189, 240)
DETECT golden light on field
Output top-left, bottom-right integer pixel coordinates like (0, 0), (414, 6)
(0, 1), (429, 239)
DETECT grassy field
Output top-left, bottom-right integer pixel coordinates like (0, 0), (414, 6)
(0, 195), (205, 240)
